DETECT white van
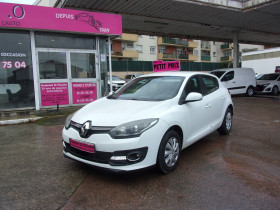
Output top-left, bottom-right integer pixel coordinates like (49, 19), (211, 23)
(210, 68), (256, 96)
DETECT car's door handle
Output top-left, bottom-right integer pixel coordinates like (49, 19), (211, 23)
(205, 104), (211, 108)
(221, 96), (225, 100)
(232, 81), (236, 83)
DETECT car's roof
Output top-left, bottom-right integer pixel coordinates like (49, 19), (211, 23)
(211, 68), (253, 72)
(139, 71), (211, 78)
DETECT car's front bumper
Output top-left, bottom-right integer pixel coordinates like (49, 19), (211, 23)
(62, 121), (167, 171)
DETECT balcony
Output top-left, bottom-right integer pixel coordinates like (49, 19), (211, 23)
(221, 56), (233, 62)
(114, 33), (138, 42)
(221, 43), (233, 50)
(188, 54), (198, 61)
(201, 55), (211, 61)
(158, 37), (188, 47)
(201, 44), (211, 51)
(158, 53), (176, 60)
(111, 50), (139, 58)
(178, 54), (188, 60)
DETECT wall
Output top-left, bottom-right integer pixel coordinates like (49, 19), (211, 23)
(137, 36), (158, 61)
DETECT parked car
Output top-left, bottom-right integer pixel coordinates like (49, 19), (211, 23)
(255, 73), (280, 95)
(63, 72), (233, 173)
(107, 75), (125, 91)
(210, 68), (256, 96)
(125, 74), (143, 83)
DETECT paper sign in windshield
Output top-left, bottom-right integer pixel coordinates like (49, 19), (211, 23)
(153, 60), (180, 72)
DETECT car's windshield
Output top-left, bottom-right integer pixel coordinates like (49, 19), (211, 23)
(112, 76), (123, 81)
(108, 76), (185, 101)
(210, 71), (225, 78)
(257, 74), (279, 81)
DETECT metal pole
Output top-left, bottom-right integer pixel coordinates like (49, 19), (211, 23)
(108, 37), (113, 93)
(233, 31), (239, 68)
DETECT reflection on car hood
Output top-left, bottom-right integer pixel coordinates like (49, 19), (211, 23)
(257, 80), (274, 85)
(72, 97), (172, 126)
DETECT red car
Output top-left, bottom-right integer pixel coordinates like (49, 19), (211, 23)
(275, 66), (280, 73)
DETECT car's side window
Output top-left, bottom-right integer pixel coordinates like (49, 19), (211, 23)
(221, 71), (234, 82)
(184, 76), (203, 97)
(201, 75), (219, 95)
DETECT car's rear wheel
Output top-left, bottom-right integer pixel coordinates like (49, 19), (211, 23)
(272, 86), (278, 95)
(157, 130), (181, 174)
(246, 86), (254, 97)
(218, 108), (232, 135)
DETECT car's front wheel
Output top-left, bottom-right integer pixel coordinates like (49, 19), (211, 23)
(272, 86), (278, 95)
(218, 108), (232, 135)
(157, 130), (181, 174)
(246, 86), (254, 97)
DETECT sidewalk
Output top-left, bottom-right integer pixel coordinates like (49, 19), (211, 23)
(0, 106), (82, 126)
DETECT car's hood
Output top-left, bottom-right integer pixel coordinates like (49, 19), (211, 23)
(72, 97), (172, 126)
(257, 80), (274, 85)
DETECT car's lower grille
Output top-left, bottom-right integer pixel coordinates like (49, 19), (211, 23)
(256, 85), (265, 91)
(64, 142), (111, 164)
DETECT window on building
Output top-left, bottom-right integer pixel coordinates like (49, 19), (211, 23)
(136, 45), (143, 53)
(194, 50), (198, 56)
(126, 43), (134, 48)
(213, 52), (216, 57)
(159, 47), (166, 54)
(150, 46), (156, 54)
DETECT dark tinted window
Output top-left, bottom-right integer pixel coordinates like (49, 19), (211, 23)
(211, 71), (225, 78)
(35, 32), (96, 49)
(221, 71), (234, 82)
(257, 74), (279, 81)
(201, 75), (219, 95)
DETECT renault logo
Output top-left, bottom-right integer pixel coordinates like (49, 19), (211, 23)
(80, 121), (92, 137)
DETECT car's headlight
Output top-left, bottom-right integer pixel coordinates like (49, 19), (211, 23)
(65, 112), (75, 129)
(263, 83), (269, 87)
(109, 118), (159, 139)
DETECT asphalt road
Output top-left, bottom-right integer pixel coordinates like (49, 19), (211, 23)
(0, 96), (279, 209)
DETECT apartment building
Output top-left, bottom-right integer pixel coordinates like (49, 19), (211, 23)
(111, 33), (264, 63)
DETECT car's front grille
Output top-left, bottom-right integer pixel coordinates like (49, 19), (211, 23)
(64, 142), (111, 164)
(70, 121), (113, 138)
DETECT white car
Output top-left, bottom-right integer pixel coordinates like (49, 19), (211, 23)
(108, 75), (125, 91)
(256, 73), (280, 95)
(63, 72), (233, 173)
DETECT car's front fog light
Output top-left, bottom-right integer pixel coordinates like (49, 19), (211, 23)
(110, 156), (127, 161)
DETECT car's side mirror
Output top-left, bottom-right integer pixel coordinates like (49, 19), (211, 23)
(181, 92), (203, 104)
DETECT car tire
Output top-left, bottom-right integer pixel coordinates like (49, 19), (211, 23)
(218, 108), (232, 135)
(157, 130), (181, 174)
(272, 86), (278, 95)
(246, 86), (254, 97)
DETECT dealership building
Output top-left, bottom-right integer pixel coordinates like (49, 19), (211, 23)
(0, 3), (121, 111)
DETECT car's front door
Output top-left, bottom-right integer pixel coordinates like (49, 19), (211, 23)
(180, 75), (212, 144)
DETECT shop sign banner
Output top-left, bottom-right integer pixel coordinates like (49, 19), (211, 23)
(72, 82), (97, 104)
(40, 83), (69, 106)
(153, 60), (180, 72)
(0, 3), (122, 35)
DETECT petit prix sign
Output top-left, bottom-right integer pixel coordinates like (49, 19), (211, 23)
(153, 60), (180, 72)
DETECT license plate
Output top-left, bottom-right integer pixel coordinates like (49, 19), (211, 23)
(69, 138), (95, 153)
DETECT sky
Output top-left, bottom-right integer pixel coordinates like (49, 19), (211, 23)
(0, 0), (36, 5)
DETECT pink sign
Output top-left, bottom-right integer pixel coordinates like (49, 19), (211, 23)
(72, 82), (97, 104)
(40, 83), (69, 106)
(153, 60), (180, 72)
(0, 3), (122, 35)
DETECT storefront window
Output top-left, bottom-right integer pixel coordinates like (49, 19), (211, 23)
(35, 32), (96, 50)
(38, 52), (67, 79)
(70, 53), (96, 78)
(0, 30), (34, 109)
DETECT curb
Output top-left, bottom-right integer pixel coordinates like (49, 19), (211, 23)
(0, 117), (42, 125)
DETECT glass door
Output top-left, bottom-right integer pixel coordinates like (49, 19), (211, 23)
(36, 49), (98, 108)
